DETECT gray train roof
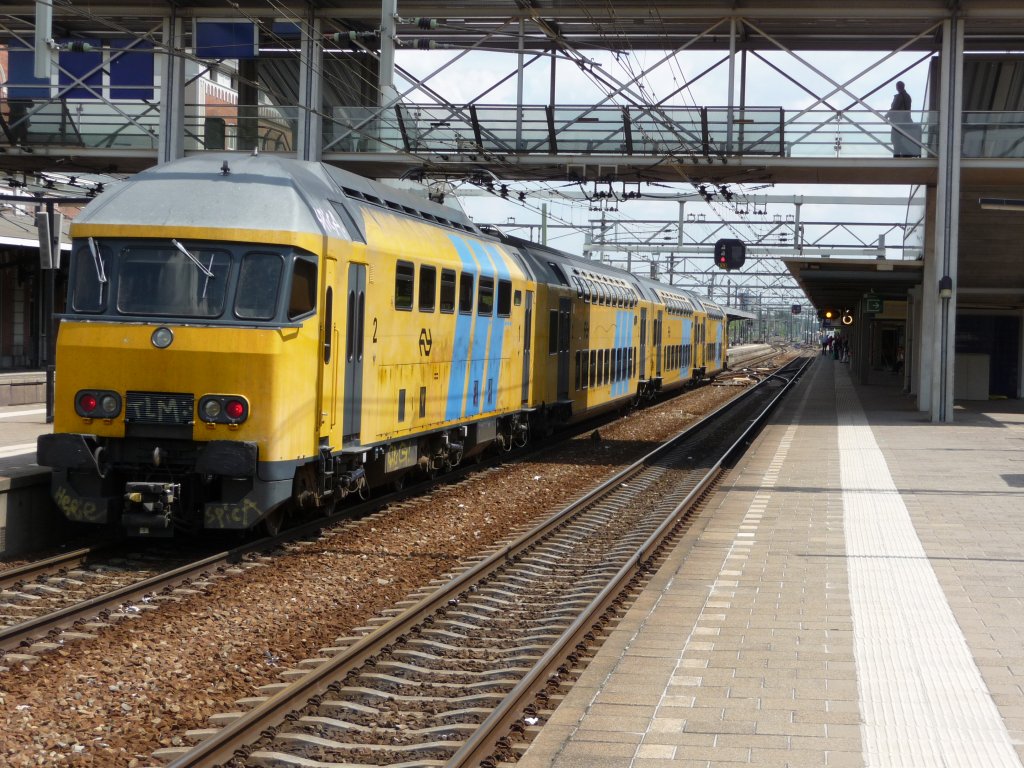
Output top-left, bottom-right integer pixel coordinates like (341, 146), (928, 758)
(74, 153), (479, 239)
(501, 230), (728, 315)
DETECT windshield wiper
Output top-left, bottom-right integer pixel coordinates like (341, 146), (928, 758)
(87, 237), (107, 283)
(171, 239), (215, 278)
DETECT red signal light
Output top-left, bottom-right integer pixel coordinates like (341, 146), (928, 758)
(225, 400), (246, 420)
(78, 393), (98, 413)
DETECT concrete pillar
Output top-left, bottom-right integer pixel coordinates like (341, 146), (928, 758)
(929, 16), (963, 422)
(296, 13), (322, 160)
(157, 13), (185, 163)
(378, 0), (398, 106)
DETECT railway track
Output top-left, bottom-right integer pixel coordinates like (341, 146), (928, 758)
(0, 544), (257, 670)
(159, 355), (811, 768)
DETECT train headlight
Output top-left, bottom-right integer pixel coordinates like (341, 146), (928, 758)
(99, 394), (120, 416)
(199, 395), (249, 424)
(75, 389), (122, 418)
(202, 399), (222, 420)
(151, 326), (174, 349)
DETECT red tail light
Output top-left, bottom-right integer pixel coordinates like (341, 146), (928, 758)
(198, 395), (249, 424)
(74, 390), (122, 418)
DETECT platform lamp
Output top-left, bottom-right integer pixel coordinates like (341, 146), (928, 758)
(938, 275), (953, 299)
(979, 198), (1024, 211)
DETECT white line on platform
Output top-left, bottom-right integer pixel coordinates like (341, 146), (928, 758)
(0, 443), (37, 458)
(0, 407), (46, 419)
(837, 367), (1022, 768)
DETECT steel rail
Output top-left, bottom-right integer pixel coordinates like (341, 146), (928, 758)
(0, 549), (235, 655)
(447, 354), (811, 767)
(166, 354), (811, 768)
(0, 546), (102, 592)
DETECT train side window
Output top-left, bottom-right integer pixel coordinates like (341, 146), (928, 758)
(514, 289), (522, 306)
(604, 349), (611, 384)
(580, 349), (589, 389)
(459, 273), (474, 314)
(497, 279), (512, 317)
(323, 287), (334, 363)
(395, 261), (414, 311)
(346, 289), (355, 361)
(440, 269), (456, 313)
(357, 290), (365, 360)
(70, 243), (109, 313)
(547, 261), (569, 286)
(288, 257), (317, 320)
(548, 310), (558, 354)
(235, 252), (283, 320)
(418, 265), (436, 312)
(589, 349), (597, 387)
(478, 276), (494, 316)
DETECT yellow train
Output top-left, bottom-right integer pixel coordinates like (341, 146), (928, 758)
(37, 154), (728, 537)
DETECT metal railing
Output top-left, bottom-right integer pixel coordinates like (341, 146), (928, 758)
(9, 98), (1024, 161)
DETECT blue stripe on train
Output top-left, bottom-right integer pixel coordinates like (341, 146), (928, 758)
(445, 235), (478, 421)
(481, 243), (510, 413)
(614, 310), (629, 396)
(465, 242), (495, 418)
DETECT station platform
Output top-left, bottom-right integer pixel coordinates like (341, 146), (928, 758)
(0, 369), (46, 408)
(519, 357), (1024, 768)
(0, 397), (58, 557)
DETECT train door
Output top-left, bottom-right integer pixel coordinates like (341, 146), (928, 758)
(557, 296), (571, 400)
(521, 290), (533, 405)
(655, 310), (664, 378)
(696, 319), (705, 369)
(639, 308), (647, 380)
(320, 256), (340, 440)
(343, 263), (366, 446)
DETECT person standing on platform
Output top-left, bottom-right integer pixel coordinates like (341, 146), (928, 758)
(887, 81), (918, 157)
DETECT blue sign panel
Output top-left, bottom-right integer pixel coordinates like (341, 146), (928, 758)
(195, 21), (259, 59)
(7, 49), (51, 99)
(110, 40), (155, 99)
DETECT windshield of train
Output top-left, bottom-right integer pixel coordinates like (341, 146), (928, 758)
(117, 245), (231, 317)
(68, 240), (300, 322)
